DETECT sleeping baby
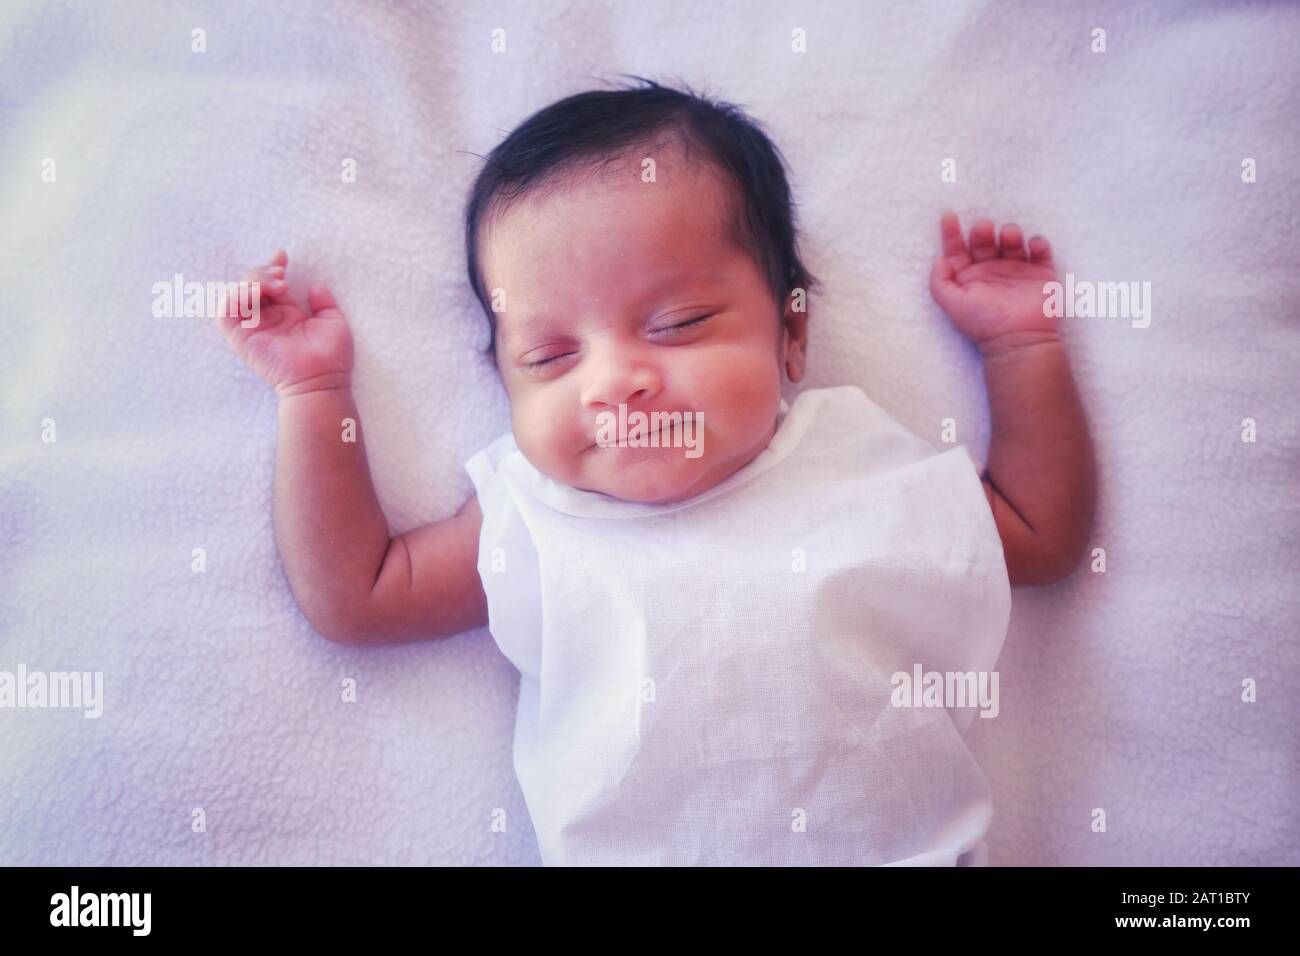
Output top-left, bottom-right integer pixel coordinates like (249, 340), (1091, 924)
(215, 79), (1096, 865)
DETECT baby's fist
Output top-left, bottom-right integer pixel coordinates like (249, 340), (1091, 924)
(930, 213), (1059, 351)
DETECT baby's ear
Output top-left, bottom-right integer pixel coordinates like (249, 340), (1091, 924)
(781, 295), (809, 383)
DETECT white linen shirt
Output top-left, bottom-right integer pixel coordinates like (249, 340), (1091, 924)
(464, 385), (1011, 865)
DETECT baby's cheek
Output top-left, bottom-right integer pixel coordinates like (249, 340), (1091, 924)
(517, 398), (585, 476)
(699, 345), (782, 416)
(511, 404), (554, 469)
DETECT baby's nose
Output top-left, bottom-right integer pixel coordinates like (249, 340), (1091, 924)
(579, 344), (661, 409)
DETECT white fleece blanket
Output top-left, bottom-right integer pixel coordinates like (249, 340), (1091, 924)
(1, 0), (1296, 866)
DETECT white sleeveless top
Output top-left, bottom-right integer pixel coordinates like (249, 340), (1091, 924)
(464, 385), (1011, 865)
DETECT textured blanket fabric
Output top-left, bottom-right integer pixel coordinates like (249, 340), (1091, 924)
(1, 0), (1296, 865)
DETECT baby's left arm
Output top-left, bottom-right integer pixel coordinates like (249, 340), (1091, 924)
(929, 213), (1097, 586)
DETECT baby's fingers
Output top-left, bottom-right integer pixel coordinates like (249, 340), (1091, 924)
(260, 250), (288, 282)
(999, 223), (1026, 260)
(307, 283), (340, 317)
(242, 251), (291, 304)
(240, 268), (290, 316)
(1027, 235), (1053, 265)
(215, 277), (256, 333)
(939, 211), (972, 271)
(968, 218), (999, 262)
(215, 268), (283, 335)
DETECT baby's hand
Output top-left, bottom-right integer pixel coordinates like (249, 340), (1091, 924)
(929, 213), (1058, 351)
(215, 250), (354, 398)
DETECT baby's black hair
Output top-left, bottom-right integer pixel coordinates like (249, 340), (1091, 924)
(464, 75), (820, 360)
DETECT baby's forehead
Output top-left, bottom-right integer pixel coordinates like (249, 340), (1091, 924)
(483, 160), (738, 276)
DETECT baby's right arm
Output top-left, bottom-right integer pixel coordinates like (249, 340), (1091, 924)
(216, 251), (487, 645)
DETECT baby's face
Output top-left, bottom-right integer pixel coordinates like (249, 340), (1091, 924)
(481, 153), (807, 505)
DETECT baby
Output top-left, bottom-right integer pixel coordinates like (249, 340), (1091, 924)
(216, 79), (1095, 866)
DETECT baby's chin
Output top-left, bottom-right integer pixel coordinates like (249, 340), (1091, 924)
(575, 445), (720, 505)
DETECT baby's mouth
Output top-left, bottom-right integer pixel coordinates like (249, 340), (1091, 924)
(591, 423), (672, 449)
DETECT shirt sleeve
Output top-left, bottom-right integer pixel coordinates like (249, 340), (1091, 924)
(463, 436), (545, 681)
